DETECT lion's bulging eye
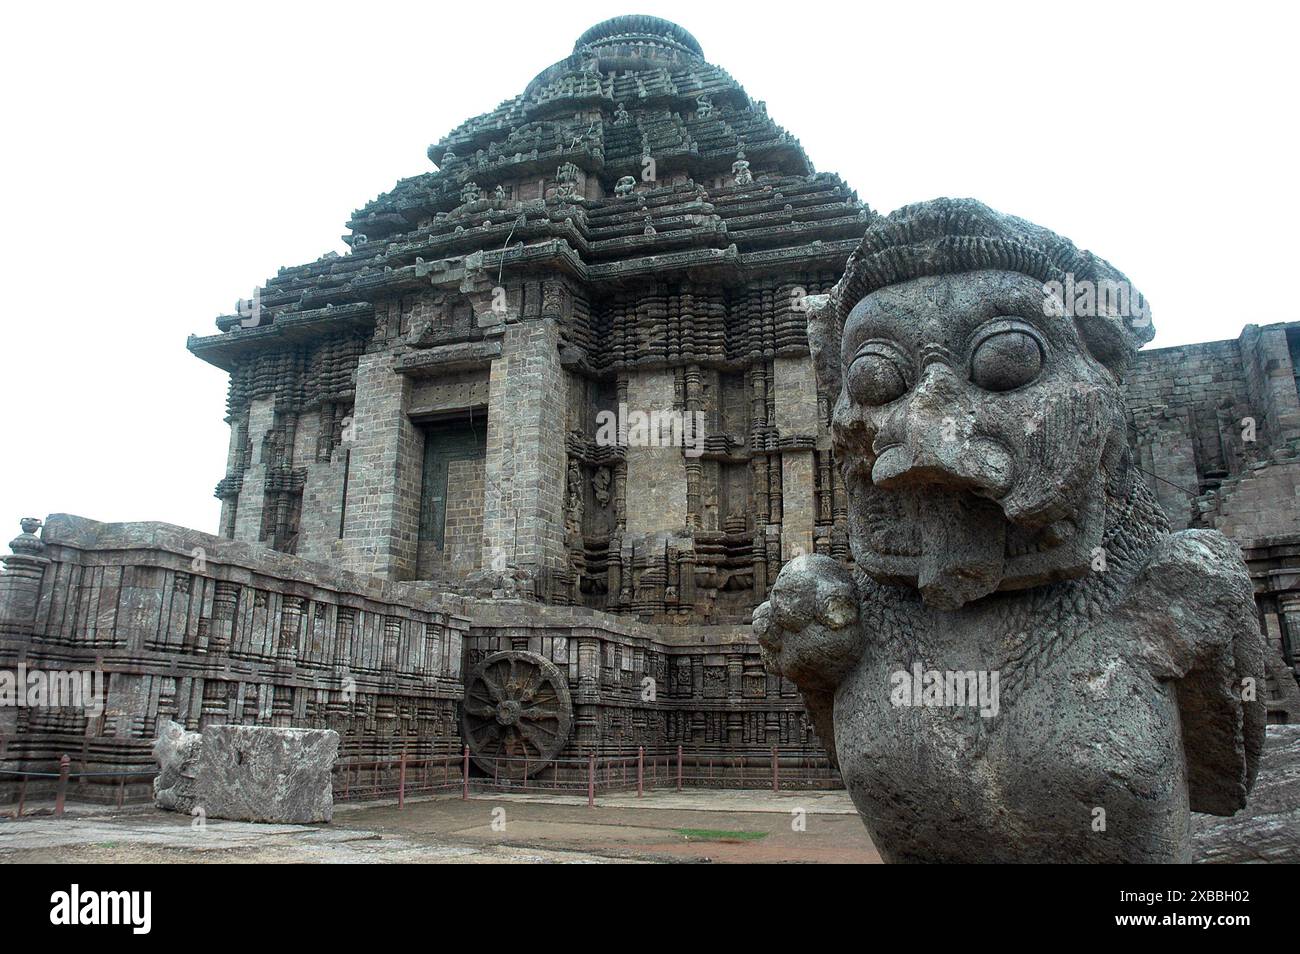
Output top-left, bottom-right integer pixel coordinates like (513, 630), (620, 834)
(846, 348), (911, 406)
(970, 330), (1043, 392)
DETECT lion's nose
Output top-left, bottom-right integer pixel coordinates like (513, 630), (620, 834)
(871, 364), (1013, 497)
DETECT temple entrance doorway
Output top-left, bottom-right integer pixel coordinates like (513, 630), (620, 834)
(416, 415), (487, 580)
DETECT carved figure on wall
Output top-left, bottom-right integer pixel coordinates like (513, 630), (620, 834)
(732, 149), (752, 186)
(592, 467), (611, 507)
(566, 458), (585, 533)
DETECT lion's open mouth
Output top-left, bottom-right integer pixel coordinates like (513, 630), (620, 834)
(915, 490), (1007, 609)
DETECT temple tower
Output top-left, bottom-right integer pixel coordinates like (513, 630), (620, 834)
(189, 15), (872, 624)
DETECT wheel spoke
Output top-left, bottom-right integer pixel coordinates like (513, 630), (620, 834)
(467, 686), (496, 706)
(518, 706), (557, 721)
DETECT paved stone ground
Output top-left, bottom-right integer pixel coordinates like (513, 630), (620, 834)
(0, 790), (880, 864)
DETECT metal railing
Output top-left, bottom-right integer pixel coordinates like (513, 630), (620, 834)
(333, 745), (840, 808)
(1, 756), (158, 818)
(2, 745), (840, 819)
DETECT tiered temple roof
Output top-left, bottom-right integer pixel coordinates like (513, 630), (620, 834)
(189, 15), (871, 374)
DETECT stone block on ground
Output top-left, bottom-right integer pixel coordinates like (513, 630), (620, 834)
(1193, 724), (1300, 863)
(194, 725), (339, 824)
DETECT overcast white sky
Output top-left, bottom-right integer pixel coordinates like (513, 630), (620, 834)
(1, 0), (1296, 536)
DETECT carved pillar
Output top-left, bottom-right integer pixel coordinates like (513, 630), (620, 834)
(422, 622), (444, 676)
(727, 653), (744, 699)
(664, 543), (680, 607)
(765, 525), (782, 595)
(684, 460), (703, 530)
(768, 452), (784, 524)
(209, 581), (240, 655)
(0, 519), (50, 636)
(752, 455), (770, 522)
(753, 528), (769, 596)
(1276, 591), (1300, 672)
(607, 532), (623, 608)
(817, 451), (833, 524)
(831, 449), (851, 561)
(335, 607), (357, 674)
(684, 364), (703, 528)
(765, 361), (776, 431)
(749, 364), (767, 443)
(613, 460), (628, 534)
(831, 449), (848, 523)
(728, 712), (744, 745)
(766, 708), (782, 744)
(277, 595), (304, 666)
(679, 547), (696, 608)
(382, 615), (402, 672)
(614, 375), (630, 533)
(576, 635), (601, 751)
(619, 541), (634, 605)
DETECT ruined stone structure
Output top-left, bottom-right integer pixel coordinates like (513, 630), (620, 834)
(2, 18), (1298, 802)
(180, 16), (866, 780)
(1125, 324), (1300, 713)
(190, 15), (863, 614)
(0, 516), (467, 795)
(3, 18), (855, 791)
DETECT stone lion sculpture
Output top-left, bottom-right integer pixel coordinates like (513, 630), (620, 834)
(753, 198), (1265, 862)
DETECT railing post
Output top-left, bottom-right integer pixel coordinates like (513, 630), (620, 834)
(54, 755), (70, 818)
(17, 777), (27, 818)
(398, 749), (407, 809)
(772, 745), (779, 792)
(676, 744), (683, 792)
(587, 751), (595, 808)
(637, 746), (644, 797)
(462, 745), (470, 800)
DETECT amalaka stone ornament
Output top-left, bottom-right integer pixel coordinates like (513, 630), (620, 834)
(753, 198), (1266, 862)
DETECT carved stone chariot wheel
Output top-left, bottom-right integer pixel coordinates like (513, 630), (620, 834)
(462, 650), (573, 779)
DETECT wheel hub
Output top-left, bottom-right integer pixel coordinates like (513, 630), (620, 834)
(495, 699), (521, 726)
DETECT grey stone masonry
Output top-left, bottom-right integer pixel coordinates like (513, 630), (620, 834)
(0, 514), (466, 800)
(339, 351), (422, 579)
(482, 318), (568, 580)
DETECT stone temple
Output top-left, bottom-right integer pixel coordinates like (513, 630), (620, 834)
(1, 16), (1297, 796)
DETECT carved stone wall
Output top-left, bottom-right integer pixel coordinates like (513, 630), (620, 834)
(0, 515), (467, 799)
(1123, 322), (1300, 712)
(457, 599), (832, 780)
(188, 17), (868, 625)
